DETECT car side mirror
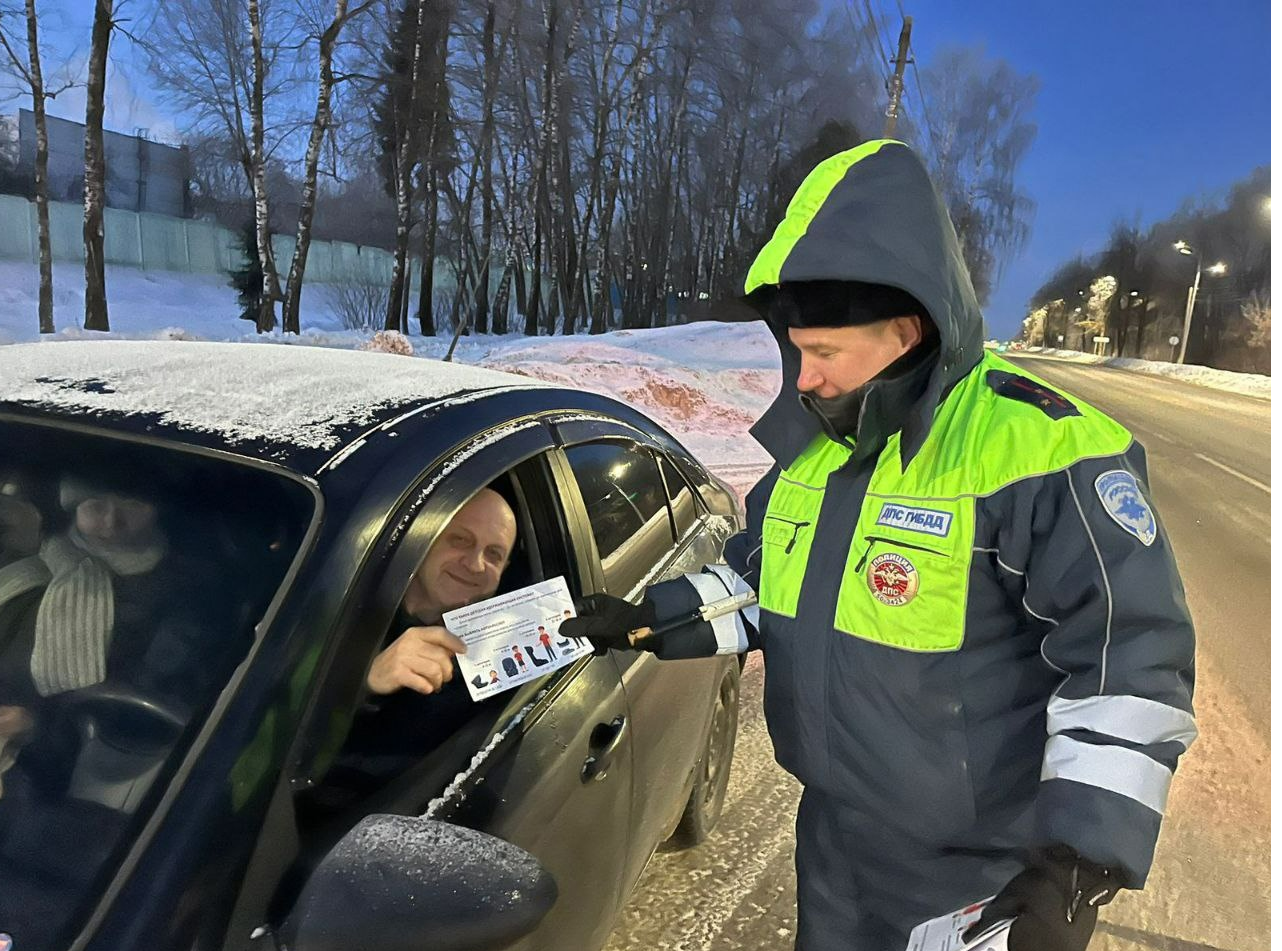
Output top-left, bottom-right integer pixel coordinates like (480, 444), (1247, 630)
(281, 814), (557, 951)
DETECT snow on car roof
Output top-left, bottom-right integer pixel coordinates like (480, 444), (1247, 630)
(0, 340), (547, 451)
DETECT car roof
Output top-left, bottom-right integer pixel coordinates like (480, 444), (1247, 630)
(0, 340), (556, 471)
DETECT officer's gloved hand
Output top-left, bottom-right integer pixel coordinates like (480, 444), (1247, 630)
(559, 593), (657, 654)
(963, 845), (1119, 951)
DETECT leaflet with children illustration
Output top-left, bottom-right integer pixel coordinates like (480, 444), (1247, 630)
(905, 897), (1011, 951)
(443, 576), (593, 702)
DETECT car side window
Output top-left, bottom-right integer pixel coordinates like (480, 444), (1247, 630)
(562, 441), (675, 596)
(294, 455), (580, 828)
(658, 453), (699, 539)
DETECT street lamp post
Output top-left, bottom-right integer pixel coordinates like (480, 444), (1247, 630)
(1172, 241), (1227, 365)
(1178, 258), (1201, 365)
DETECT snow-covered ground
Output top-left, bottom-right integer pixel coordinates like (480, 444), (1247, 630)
(0, 260), (352, 345)
(0, 262), (1268, 489)
(1016, 346), (1270, 399)
(0, 262), (781, 489)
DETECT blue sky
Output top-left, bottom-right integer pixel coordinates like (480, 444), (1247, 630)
(22, 1), (1274, 338)
(885, 0), (1271, 335)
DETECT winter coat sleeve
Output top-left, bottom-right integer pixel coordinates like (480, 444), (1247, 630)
(638, 466), (777, 660)
(1020, 441), (1196, 887)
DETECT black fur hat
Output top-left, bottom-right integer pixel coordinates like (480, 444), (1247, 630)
(763, 280), (928, 329)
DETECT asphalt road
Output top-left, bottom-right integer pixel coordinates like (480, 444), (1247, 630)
(1005, 356), (1271, 719)
(604, 356), (1270, 951)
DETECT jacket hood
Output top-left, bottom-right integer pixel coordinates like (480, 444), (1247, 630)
(742, 139), (986, 469)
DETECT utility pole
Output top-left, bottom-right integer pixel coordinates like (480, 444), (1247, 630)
(883, 15), (913, 138)
(1177, 264), (1201, 365)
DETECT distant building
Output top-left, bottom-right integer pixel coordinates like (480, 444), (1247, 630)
(0, 109), (191, 218)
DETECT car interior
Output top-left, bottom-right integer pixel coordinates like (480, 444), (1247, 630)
(0, 423), (314, 951)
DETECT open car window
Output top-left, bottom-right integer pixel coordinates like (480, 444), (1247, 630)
(0, 420), (314, 951)
(293, 453), (582, 838)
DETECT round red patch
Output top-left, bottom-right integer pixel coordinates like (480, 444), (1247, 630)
(866, 552), (920, 606)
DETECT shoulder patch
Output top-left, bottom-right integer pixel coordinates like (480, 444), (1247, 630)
(985, 369), (1081, 420)
(1095, 469), (1157, 546)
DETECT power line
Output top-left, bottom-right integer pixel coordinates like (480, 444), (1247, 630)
(862, 0), (893, 67)
(846, 0), (890, 89)
(908, 56), (940, 162)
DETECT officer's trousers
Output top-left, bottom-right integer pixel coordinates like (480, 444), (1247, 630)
(793, 787), (1024, 951)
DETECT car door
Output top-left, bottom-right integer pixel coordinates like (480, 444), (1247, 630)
(551, 418), (725, 888)
(236, 420), (637, 951)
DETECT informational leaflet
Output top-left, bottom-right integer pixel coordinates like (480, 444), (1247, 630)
(443, 576), (593, 702)
(905, 898), (1011, 951)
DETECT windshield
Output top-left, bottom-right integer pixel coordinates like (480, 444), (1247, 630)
(0, 420), (314, 951)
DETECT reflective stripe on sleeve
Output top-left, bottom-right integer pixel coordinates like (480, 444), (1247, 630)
(1047, 695), (1198, 751)
(702, 563), (760, 630)
(1041, 734), (1172, 815)
(683, 572), (748, 655)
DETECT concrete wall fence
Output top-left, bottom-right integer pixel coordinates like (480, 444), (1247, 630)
(10, 109), (190, 217)
(0, 193), (417, 287)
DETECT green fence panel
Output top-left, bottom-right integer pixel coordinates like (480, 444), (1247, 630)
(0, 195), (34, 261)
(103, 208), (141, 266)
(140, 212), (189, 271)
(185, 220), (222, 273)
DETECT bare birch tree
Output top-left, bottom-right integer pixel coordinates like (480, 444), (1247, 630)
(918, 45), (1037, 305)
(82, 0), (112, 331)
(281, 0), (375, 334)
(0, 0), (73, 333)
(145, 0), (305, 332)
(383, 0), (419, 331)
(247, 0), (280, 330)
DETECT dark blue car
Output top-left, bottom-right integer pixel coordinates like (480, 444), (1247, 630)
(0, 341), (742, 951)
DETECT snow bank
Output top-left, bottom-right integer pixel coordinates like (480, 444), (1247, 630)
(1018, 347), (1270, 399)
(2, 262), (1263, 490)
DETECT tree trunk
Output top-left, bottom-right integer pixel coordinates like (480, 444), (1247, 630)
(473, 0), (497, 335)
(535, 0), (559, 336)
(417, 165), (438, 335)
(283, 0), (352, 335)
(1134, 306), (1148, 358)
(24, 0), (53, 334)
(82, 0), (112, 332)
(491, 259), (513, 332)
(527, 213), (542, 335)
(491, 149), (520, 330)
(512, 247), (528, 331)
(446, 155), (481, 336)
(248, 0), (281, 332)
(386, 0), (426, 331)
(590, 150), (624, 334)
(386, 187), (410, 330)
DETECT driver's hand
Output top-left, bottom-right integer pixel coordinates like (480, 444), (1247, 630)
(0, 705), (33, 741)
(366, 626), (468, 696)
(0, 495), (41, 561)
(0, 705), (35, 799)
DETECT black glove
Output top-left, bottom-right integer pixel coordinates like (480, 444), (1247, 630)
(963, 845), (1119, 951)
(558, 593), (657, 654)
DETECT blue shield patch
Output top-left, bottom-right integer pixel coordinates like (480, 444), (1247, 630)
(1094, 470), (1157, 547)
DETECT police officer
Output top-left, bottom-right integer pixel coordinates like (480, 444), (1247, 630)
(561, 140), (1196, 951)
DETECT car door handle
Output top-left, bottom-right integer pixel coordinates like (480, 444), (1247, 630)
(581, 715), (627, 783)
